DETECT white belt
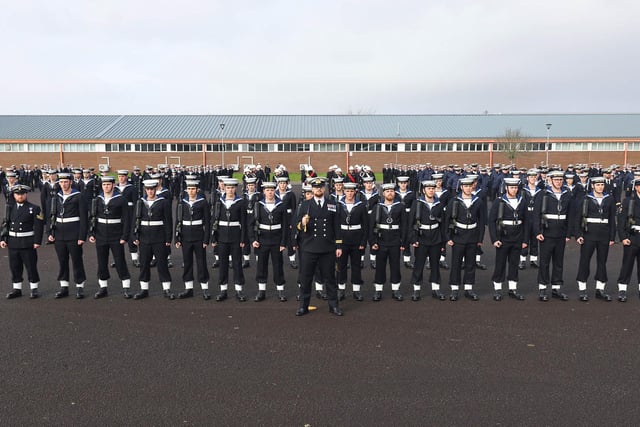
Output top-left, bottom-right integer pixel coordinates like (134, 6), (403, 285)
(341, 224), (362, 230)
(57, 216), (80, 223)
(9, 231), (34, 237)
(586, 218), (609, 224)
(219, 221), (241, 227)
(98, 218), (122, 224)
(378, 224), (399, 230)
(259, 223), (282, 230)
(455, 222), (477, 229)
(141, 220), (164, 226)
(632, 225), (640, 232)
(183, 220), (203, 226)
(544, 214), (567, 220)
(500, 220), (522, 226)
(419, 223), (439, 230)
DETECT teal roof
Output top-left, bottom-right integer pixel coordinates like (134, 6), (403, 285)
(0, 114), (638, 140)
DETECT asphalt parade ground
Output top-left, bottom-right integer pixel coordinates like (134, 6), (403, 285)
(2, 191), (640, 426)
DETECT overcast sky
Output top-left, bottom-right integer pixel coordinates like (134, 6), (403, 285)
(2, 0), (638, 115)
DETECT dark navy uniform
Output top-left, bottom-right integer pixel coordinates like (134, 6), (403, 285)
(395, 185), (416, 268)
(2, 186), (44, 298)
(276, 180), (298, 268)
(408, 190), (445, 300)
(295, 179), (343, 316)
(49, 180), (88, 298)
(132, 185), (174, 299)
(359, 183), (380, 267)
(211, 189), (248, 300)
(488, 190), (528, 300)
(336, 194), (368, 301)
(574, 184), (616, 301)
(117, 175), (141, 266)
(615, 184), (640, 301)
(248, 192), (289, 301)
(532, 177), (575, 301)
(521, 181), (542, 267)
(175, 190), (211, 299)
(89, 186), (132, 298)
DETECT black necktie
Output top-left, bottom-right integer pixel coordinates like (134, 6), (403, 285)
(317, 200), (322, 208)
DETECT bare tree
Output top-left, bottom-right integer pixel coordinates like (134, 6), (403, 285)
(496, 128), (530, 164)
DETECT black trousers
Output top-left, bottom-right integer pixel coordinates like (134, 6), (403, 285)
(181, 241), (209, 283)
(255, 244), (284, 285)
(337, 243), (363, 285)
(9, 247), (39, 283)
(299, 250), (337, 307)
(450, 242), (477, 286)
(410, 244), (441, 285)
(492, 241), (520, 283)
(538, 237), (566, 286)
(374, 245), (401, 284)
(522, 221), (539, 257)
(138, 242), (171, 283)
(54, 240), (86, 284)
(217, 242), (244, 285)
(96, 242), (130, 281)
(576, 239), (610, 283)
(617, 244), (640, 285)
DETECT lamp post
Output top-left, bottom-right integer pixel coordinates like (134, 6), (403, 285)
(545, 123), (552, 167)
(220, 123), (226, 168)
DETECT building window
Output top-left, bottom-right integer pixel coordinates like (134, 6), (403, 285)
(106, 144), (132, 152)
(170, 144), (202, 152)
(0, 143), (25, 152)
(205, 143), (236, 152)
(314, 143), (346, 152)
(277, 143), (310, 152)
(63, 143), (96, 152)
(458, 143), (489, 152)
(591, 142), (624, 151)
(384, 143), (398, 152)
(135, 143), (167, 152)
(248, 143), (269, 152)
(351, 143), (382, 152)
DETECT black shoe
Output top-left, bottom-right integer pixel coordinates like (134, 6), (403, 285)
(475, 261), (487, 270)
(493, 291), (503, 301)
(278, 290), (287, 302)
(150, 258), (158, 267)
(133, 290), (149, 300)
(329, 305), (344, 316)
(579, 291), (589, 302)
(203, 290), (211, 300)
(242, 260), (250, 269)
(465, 290), (479, 301)
(123, 289), (133, 299)
(295, 307), (309, 316)
(94, 288), (108, 299)
(30, 289), (39, 299)
(530, 260), (539, 268)
(353, 291), (363, 301)
(518, 261), (526, 270)
(449, 291), (459, 301)
(75, 288), (85, 299)
(370, 261), (376, 269)
(595, 289), (612, 302)
(216, 290), (228, 301)
(212, 260), (220, 269)
(539, 289), (549, 302)
(432, 290), (446, 301)
(236, 291), (247, 302)
(254, 290), (266, 302)
(411, 290), (421, 301)
(110, 261), (116, 268)
(289, 260), (298, 269)
(338, 289), (346, 301)
(404, 261), (414, 269)
(178, 289), (194, 299)
(372, 291), (382, 301)
(6, 289), (22, 299)
(618, 291), (627, 302)
(55, 287), (69, 299)
(552, 289), (569, 301)
(440, 260), (449, 270)
(163, 290), (175, 300)
(508, 290), (525, 301)
(392, 290), (404, 301)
